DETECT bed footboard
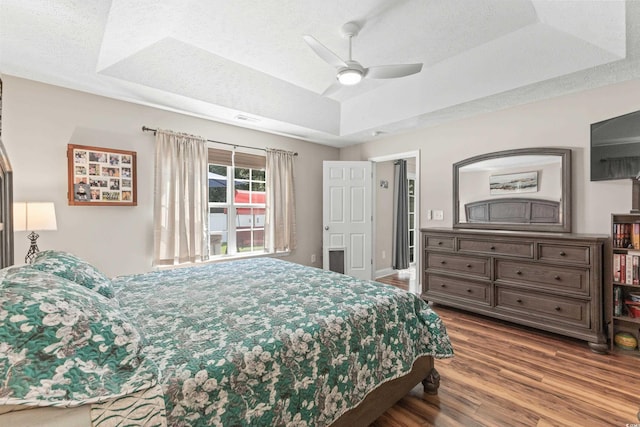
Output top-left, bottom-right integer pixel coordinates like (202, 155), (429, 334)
(331, 355), (438, 427)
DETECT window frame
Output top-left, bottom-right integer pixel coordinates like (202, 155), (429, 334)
(208, 162), (267, 257)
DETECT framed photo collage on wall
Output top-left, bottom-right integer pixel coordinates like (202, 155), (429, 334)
(67, 144), (137, 206)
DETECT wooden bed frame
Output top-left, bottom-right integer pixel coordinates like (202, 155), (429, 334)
(333, 356), (440, 426)
(0, 358), (440, 426)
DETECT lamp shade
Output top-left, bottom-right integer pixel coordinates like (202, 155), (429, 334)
(13, 202), (57, 231)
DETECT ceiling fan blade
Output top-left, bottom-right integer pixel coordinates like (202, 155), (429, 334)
(320, 81), (342, 97)
(303, 35), (348, 69)
(365, 63), (423, 79)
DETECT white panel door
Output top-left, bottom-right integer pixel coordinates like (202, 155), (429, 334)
(323, 161), (372, 280)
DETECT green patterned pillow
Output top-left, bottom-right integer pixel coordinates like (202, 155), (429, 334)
(0, 266), (159, 406)
(31, 250), (114, 298)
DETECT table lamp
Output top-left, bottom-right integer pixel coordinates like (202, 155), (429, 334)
(13, 202), (57, 263)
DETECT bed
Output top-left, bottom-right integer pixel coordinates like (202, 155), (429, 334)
(0, 251), (453, 426)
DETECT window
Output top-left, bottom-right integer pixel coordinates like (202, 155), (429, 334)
(208, 148), (267, 257)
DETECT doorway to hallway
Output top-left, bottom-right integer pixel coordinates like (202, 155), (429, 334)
(369, 151), (420, 294)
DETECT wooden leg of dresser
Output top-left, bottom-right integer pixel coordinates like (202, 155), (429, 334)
(587, 341), (608, 354)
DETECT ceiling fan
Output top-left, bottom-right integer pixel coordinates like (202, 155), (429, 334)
(303, 21), (423, 96)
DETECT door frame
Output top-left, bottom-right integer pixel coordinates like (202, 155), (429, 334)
(369, 150), (421, 285)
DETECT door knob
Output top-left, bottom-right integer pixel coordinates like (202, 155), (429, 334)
(324, 226), (329, 230)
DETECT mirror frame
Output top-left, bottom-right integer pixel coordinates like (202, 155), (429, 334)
(453, 147), (572, 233)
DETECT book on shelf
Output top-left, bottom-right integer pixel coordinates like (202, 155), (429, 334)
(614, 286), (623, 317)
(613, 222), (640, 249)
(613, 253), (640, 285)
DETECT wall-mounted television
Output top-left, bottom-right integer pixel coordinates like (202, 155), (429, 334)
(591, 109), (640, 181)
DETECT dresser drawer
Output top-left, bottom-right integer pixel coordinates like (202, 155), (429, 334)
(424, 274), (490, 304)
(426, 253), (490, 278)
(495, 260), (588, 294)
(538, 243), (590, 265)
(495, 287), (589, 328)
(424, 235), (455, 251)
(458, 238), (534, 258)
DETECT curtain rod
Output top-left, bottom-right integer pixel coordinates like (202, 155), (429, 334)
(142, 126), (297, 156)
(600, 156), (640, 162)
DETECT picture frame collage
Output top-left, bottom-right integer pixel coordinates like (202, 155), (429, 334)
(67, 144), (137, 206)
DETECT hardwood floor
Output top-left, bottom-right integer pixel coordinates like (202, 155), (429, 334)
(374, 273), (640, 426)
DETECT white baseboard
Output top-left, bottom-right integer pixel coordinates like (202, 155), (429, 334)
(375, 267), (395, 279)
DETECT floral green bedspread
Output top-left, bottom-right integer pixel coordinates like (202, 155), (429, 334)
(0, 266), (159, 408)
(113, 258), (453, 426)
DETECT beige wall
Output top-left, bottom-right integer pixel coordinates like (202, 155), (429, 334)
(3, 76), (339, 276)
(342, 78), (640, 237)
(6, 76), (639, 277)
(375, 160), (394, 274)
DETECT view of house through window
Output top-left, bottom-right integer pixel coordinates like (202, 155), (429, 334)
(208, 163), (266, 256)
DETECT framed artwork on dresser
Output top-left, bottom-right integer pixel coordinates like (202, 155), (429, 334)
(67, 144), (137, 206)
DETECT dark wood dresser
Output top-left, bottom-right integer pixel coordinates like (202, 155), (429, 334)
(422, 228), (608, 352)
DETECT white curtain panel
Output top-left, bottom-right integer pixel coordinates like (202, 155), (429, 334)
(153, 130), (209, 265)
(265, 148), (296, 252)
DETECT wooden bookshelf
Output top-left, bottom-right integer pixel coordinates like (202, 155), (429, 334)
(610, 213), (640, 356)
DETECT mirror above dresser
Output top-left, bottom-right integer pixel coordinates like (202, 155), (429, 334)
(453, 148), (571, 233)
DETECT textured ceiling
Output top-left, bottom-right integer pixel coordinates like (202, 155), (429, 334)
(1, 0), (639, 147)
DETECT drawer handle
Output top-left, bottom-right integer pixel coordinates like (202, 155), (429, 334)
(437, 241), (443, 245)
(466, 264), (472, 268)
(554, 275), (561, 280)
(440, 260), (446, 265)
(516, 270), (522, 275)
(555, 306), (561, 311)
(490, 246), (496, 250)
(516, 299), (523, 303)
(466, 289), (472, 293)
(440, 284), (446, 288)
(559, 251), (566, 256)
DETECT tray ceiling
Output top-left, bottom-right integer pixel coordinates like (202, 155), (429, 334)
(1, 0), (639, 147)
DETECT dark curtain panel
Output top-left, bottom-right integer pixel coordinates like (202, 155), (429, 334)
(392, 159), (409, 270)
(605, 157), (640, 179)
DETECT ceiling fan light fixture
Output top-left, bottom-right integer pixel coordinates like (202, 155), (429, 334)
(304, 21), (422, 95)
(337, 68), (363, 85)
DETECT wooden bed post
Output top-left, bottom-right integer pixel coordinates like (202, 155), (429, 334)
(422, 367), (441, 395)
